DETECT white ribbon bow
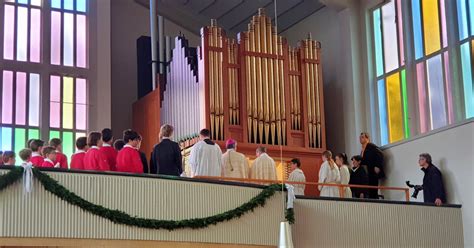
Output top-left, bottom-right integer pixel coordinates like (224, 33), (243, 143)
(22, 163), (34, 194)
(285, 184), (296, 209)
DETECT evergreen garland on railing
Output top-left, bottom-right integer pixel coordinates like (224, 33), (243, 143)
(0, 166), (23, 191)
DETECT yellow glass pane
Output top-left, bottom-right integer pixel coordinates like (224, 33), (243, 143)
(422, 0), (441, 55)
(63, 77), (74, 103)
(386, 72), (404, 142)
(63, 103), (74, 129)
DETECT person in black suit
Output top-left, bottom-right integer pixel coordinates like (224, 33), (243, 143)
(349, 155), (369, 198)
(150, 124), (183, 176)
(359, 132), (385, 199)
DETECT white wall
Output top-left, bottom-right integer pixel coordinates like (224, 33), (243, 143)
(382, 120), (474, 247)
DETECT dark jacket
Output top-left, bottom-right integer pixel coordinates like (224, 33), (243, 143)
(349, 165), (369, 198)
(140, 151), (148, 173)
(150, 139), (183, 176)
(361, 143), (385, 179)
(422, 164), (447, 203)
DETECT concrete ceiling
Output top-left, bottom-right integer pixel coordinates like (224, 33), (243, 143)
(135, 0), (325, 38)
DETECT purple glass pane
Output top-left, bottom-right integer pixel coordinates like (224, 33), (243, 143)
(76, 78), (86, 104)
(2, 71), (14, 124)
(15, 72), (27, 125)
(76, 104), (87, 130)
(30, 8), (41, 63)
(3, 5), (15, 60)
(29, 73), (40, 126)
(50, 75), (61, 102)
(63, 13), (74, 66)
(76, 15), (87, 68)
(51, 11), (61, 65)
(50, 102), (61, 128)
(16, 6), (28, 62)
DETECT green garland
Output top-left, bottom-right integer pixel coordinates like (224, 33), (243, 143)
(0, 166), (24, 191)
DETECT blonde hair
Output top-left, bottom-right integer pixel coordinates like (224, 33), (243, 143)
(159, 124), (174, 140)
(323, 150), (337, 169)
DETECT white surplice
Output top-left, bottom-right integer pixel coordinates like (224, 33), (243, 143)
(222, 149), (249, 178)
(339, 165), (352, 198)
(189, 140), (222, 177)
(288, 168), (306, 195)
(250, 153), (277, 180)
(318, 161), (341, 197)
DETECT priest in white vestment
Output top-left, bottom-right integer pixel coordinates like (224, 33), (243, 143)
(189, 129), (222, 177)
(222, 139), (249, 178)
(250, 147), (277, 181)
(288, 158), (306, 195)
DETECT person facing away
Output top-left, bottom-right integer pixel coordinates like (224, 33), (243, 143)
(137, 135), (149, 173)
(318, 150), (341, 197)
(29, 139), (45, 167)
(2, 151), (16, 166)
(221, 139), (249, 179)
(84, 132), (109, 171)
(100, 128), (118, 171)
(349, 155), (369, 198)
(116, 129), (144, 174)
(189, 129), (222, 177)
(114, 139), (125, 152)
(70, 137), (88, 170)
(418, 153), (446, 206)
(359, 132), (385, 199)
(287, 158), (306, 196)
(49, 138), (68, 169)
(335, 153), (352, 198)
(250, 147), (277, 181)
(41, 147), (58, 168)
(150, 124), (183, 176)
(19, 148), (32, 166)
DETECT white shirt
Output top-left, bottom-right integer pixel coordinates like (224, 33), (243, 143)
(189, 140), (222, 177)
(74, 150), (86, 154)
(222, 149), (249, 178)
(102, 143), (112, 147)
(32, 152), (42, 157)
(288, 168), (306, 195)
(250, 153), (277, 181)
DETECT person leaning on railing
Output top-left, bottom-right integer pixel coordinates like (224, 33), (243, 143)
(349, 155), (369, 198)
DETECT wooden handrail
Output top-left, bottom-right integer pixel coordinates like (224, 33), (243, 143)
(194, 176), (411, 202)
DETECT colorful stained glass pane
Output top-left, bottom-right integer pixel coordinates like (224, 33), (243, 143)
(77, 15), (87, 68)
(76, 104), (86, 130)
(64, 0), (74, 10)
(51, 0), (61, 9)
(63, 77), (74, 103)
(17, 0), (28, 4)
(443, 52), (454, 124)
(50, 102), (60, 128)
(63, 131), (74, 163)
(470, 0), (474, 36)
(30, 0), (42, 6)
(373, 9), (384, 77)
(3, 5), (15, 60)
(76, 78), (86, 104)
(30, 8), (41, 63)
(461, 42), (473, 118)
(50, 76), (61, 128)
(382, 0), (399, 73)
(377, 79), (389, 145)
(17, 6), (28, 62)
(457, 0), (468, 40)
(28, 129), (39, 140)
(14, 128), (26, 163)
(29, 74), (40, 126)
(75, 132), (86, 141)
(412, 0), (424, 59)
(401, 70), (410, 138)
(417, 62), (428, 132)
(76, 0), (86, 12)
(64, 13), (74, 66)
(386, 72), (404, 142)
(50, 75), (61, 102)
(1, 127), (13, 151)
(2, 71), (14, 124)
(426, 55), (447, 129)
(15, 72), (27, 125)
(51, 11), (61, 65)
(439, 0), (447, 48)
(396, 0), (404, 66)
(63, 103), (74, 129)
(49, 130), (60, 139)
(422, 0), (441, 55)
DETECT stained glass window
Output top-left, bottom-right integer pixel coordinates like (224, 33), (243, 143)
(457, 0), (474, 118)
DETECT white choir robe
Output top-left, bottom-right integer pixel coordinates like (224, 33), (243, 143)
(339, 165), (352, 198)
(189, 140), (222, 177)
(318, 161), (341, 197)
(222, 149), (249, 178)
(250, 153), (277, 181)
(288, 168), (306, 196)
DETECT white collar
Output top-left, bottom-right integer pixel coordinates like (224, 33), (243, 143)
(124, 144), (137, 149)
(162, 137), (171, 140)
(44, 158), (54, 163)
(90, 146), (99, 150)
(352, 166), (360, 172)
(32, 152), (42, 157)
(102, 143), (111, 147)
(55, 150), (62, 153)
(75, 150), (86, 154)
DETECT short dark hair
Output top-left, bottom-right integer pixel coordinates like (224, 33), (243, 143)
(351, 155), (363, 162)
(30, 139), (45, 152)
(76, 137), (87, 150)
(114, 139), (125, 151)
(256, 146), (267, 153)
(290, 158), (301, 167)
(101, 128), (113, 142)
(27, 139), (35, 148)
(336, 153), (349, 165)
(87, 132), (102, 147)
(123, 129), (140, 143)
(49, 138), (62, 148)
(19, 149), (32, 161)
(2, 151), (15, 163)
(419, 153), (432, 164)
(200, 129), (210, 137)
(42, 146), (56, 157)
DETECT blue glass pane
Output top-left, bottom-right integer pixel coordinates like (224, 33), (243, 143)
(426, 55), (447, 129)
(51, 0), (61, 9)
(17, 0), (28, 4)
(457, 0), (469, 40)
(63, 0), (74, 10)
(412, 0), (424, 59)
(373, 9), (384, 77)
(378, 79), (389, 145)
(469, 0), (474, 36)
(461, 42), (474, 118)
(76, 0), (86, 12)
(1, 127), (13, 151)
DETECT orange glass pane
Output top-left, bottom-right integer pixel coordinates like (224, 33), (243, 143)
(422, 0), (441, 55)
(386, 72), (404, 142)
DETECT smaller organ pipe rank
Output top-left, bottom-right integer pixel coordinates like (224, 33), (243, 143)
(159, 9), (324, 149)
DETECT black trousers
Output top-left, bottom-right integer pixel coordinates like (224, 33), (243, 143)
(368, 176), (379, 199)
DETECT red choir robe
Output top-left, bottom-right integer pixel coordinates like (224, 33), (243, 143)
(41, 158), (55, 168)
(30, 152), (44, 167)
(55, 151), (68, 169)
(100, 144), (118, 171)
(116, 145), (143, 173)
(70, 150), (86, 170)
(83, 146), (110, 171)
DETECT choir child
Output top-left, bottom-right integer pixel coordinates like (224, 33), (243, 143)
(70, 137), (88, 170)
(83, 132), (109, 171)
(2, 151), (16, 166)
(41, 147), (58, 168)
(116, 129), (143, 173)
(288, 158), (306, 196)
(113, 139), (125, 151)
(29, 139), (45, 166)
(100, 128), (118, 171)
(19, 148), (32, 166)
(49, 138), (68, 169)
